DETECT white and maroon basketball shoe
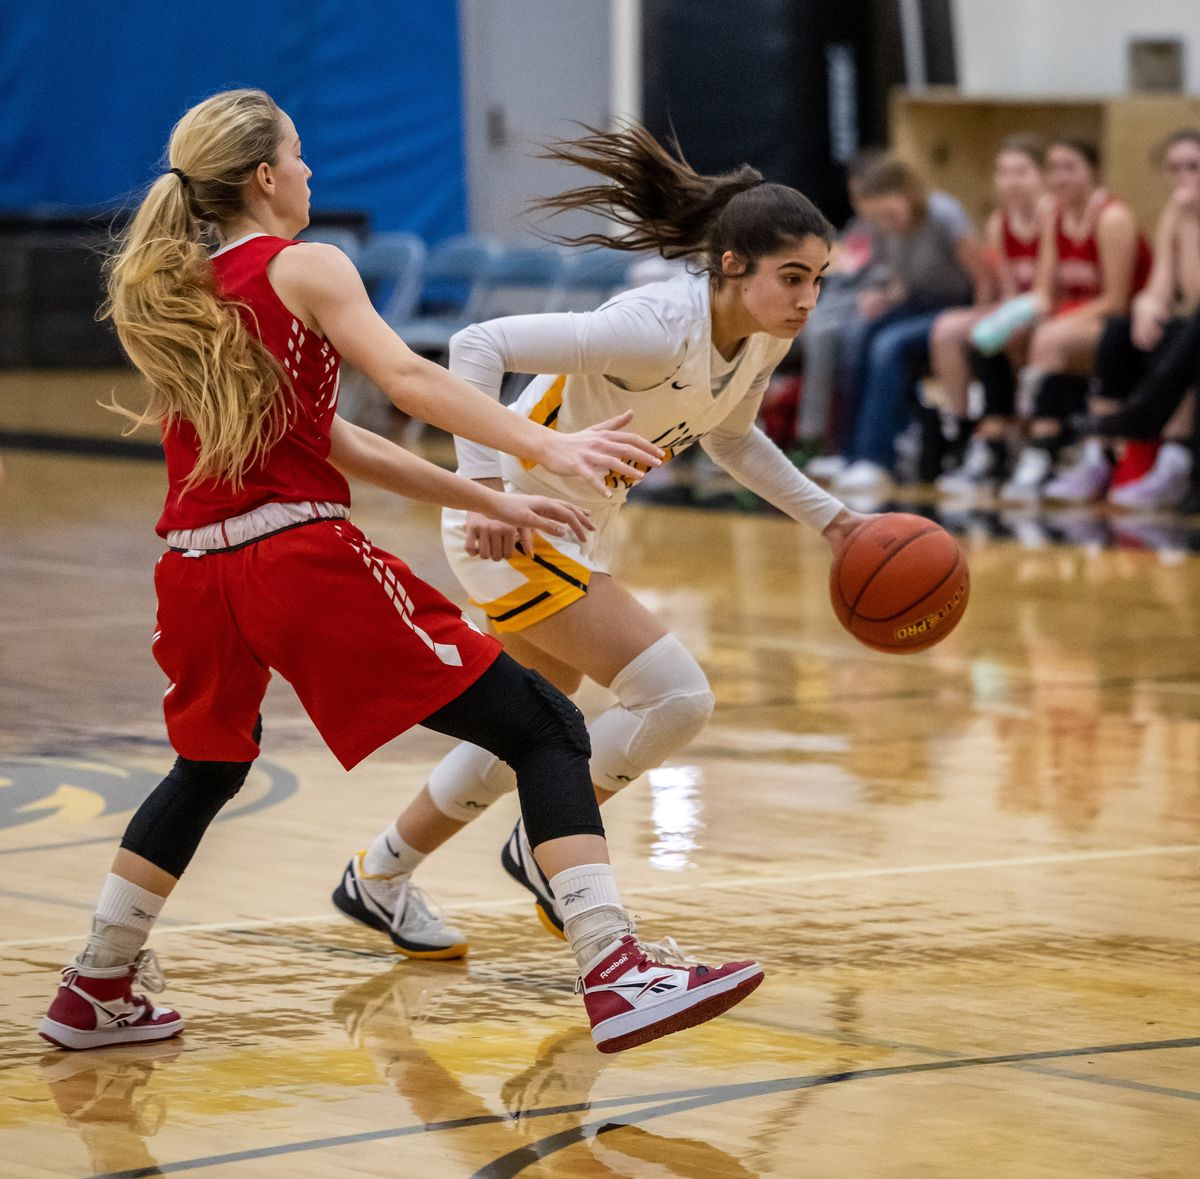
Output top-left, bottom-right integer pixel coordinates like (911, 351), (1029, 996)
(578, 934), (763, 1054)
(39, 951), (183, 1051)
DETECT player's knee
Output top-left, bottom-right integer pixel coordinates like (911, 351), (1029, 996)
(590, 635), (713, 790)
(633, 683), (715, 756)
(427, 742), (517, 821)
(119, 754), (255, 879)
(515, 668), (592, 761)
(174, 755), (252, 804)
(1028, 322), (1069, 368)
(932, 310), (969, 347)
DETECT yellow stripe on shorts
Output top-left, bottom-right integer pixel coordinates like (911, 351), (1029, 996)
(472, 531), (592, 633)
(520, 375), (566, 470)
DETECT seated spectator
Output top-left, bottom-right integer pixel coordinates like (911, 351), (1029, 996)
(815, 154), (984, 492)
(1072, 128), (1200, 510)
(934, 136), (1046, 495)
(994, 139), (1151, 502)
(789, 205), (876, 466)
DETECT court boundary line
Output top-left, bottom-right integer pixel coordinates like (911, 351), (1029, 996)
(470, 1038), (1200, 1178)
(3, 840), (1198, 950)
(82, 1035), (1200, 1179)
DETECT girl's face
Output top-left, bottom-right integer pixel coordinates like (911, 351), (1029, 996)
(1163, 138), (1200, 200)
(1044, 146), (1096, 203)
(263, 112), (312, 232)
(727, 234), (831, 340)
(856, 192), (914, 235)
(994, 150), (1042, 209)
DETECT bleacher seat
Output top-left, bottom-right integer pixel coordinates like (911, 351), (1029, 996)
(554, 247), (634, 311)
(356, 232), (427, 325)
(388, 234), (503, 355)
(296, 225), (362, 263)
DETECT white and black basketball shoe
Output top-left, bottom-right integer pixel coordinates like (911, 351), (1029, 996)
(332, 853), (468, 959)
(500, 820), (566, 940)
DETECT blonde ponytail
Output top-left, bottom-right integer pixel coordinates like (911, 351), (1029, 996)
(102, 89), (291, 490)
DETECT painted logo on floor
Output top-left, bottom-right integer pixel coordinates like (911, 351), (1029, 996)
(0, 757), (298, 831)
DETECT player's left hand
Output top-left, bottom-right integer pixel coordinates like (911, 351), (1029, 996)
(821, 508), (873, 551)
(487, 492), (596, 556)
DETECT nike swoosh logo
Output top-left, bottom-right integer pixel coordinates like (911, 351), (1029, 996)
(671, 381), (687, 390)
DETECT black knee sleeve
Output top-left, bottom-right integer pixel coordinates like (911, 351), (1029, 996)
(1094, 316), (1142, 402)
(970, 350), (1016, 417)
(421, 654), (602, 849)
(120, 718), (260, 877)
(1032, 373), (1089, 421)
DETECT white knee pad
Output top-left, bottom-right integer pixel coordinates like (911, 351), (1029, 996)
(426, 743), (517, 823)
(588, 634), (715, 792)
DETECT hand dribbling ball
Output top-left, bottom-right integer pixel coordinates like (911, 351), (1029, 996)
(830, 513), (969, 653)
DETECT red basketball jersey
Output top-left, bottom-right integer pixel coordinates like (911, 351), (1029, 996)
(155, 234), (350, 537)
(1053, 198), (1151, 308)
(1000, 212), (1039, 293)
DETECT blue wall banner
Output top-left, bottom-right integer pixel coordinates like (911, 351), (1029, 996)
(0, 1), (467, 239)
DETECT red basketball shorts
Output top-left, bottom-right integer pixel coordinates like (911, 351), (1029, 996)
(152, 519), (501, 768)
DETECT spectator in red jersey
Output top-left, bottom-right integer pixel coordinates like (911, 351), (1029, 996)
(997, 139), (1151, 502)
(932, 136), (1046, 495)
(1073, 128), (1200, 510)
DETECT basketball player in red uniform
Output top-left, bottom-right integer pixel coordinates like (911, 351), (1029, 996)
(999, 139), (1151, 501)
(38, 89), (764, 1056)
(1069, 128), (1200, 510)
(931, 136), (1045, 493)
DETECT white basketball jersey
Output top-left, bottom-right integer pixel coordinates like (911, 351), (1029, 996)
(499, 271), (789, 505)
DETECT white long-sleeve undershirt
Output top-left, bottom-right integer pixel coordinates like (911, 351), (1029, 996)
(448, 306), (845, 532)
(701, 407), (844, 532)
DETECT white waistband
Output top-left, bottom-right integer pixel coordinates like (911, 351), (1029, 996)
(166, 501), (349, 551)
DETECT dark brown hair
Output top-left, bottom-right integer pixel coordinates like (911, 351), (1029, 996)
(997, 134), (1045, 168)
(531, 123), (834, 279)
(1047, 138), (1101, 172)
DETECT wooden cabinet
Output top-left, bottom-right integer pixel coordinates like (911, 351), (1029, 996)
(890, 87), (1200, 230)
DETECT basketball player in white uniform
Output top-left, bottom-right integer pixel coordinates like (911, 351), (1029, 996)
(334, 125), (863, 949)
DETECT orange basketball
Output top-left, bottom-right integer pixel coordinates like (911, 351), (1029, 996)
(830, 513), (969, 654)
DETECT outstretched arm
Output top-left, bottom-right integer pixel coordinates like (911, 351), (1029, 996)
(268, 244), (661, 495)
(327, 417), (594, 550)
(700, 369), (864, 548)
(449, 299), (684, 479)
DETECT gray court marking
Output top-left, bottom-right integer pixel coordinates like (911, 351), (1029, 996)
(82, 1035), (1200, 1179)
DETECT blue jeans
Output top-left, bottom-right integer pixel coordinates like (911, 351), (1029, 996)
(848, 309), (942, 470)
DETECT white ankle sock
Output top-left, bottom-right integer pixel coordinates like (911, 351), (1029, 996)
(363, 827), (426, 878)
(81, 874), (166, 967)
(548, 863), (632, 969)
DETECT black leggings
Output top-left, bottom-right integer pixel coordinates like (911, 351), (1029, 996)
(119, 653), (601, 878)
(1095, 306), (1200, 438)
(419, 652), (601, 849)
(1095, 314), (1190, 403)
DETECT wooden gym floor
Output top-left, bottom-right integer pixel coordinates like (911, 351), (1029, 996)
(1, 374), (1198, 1177)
